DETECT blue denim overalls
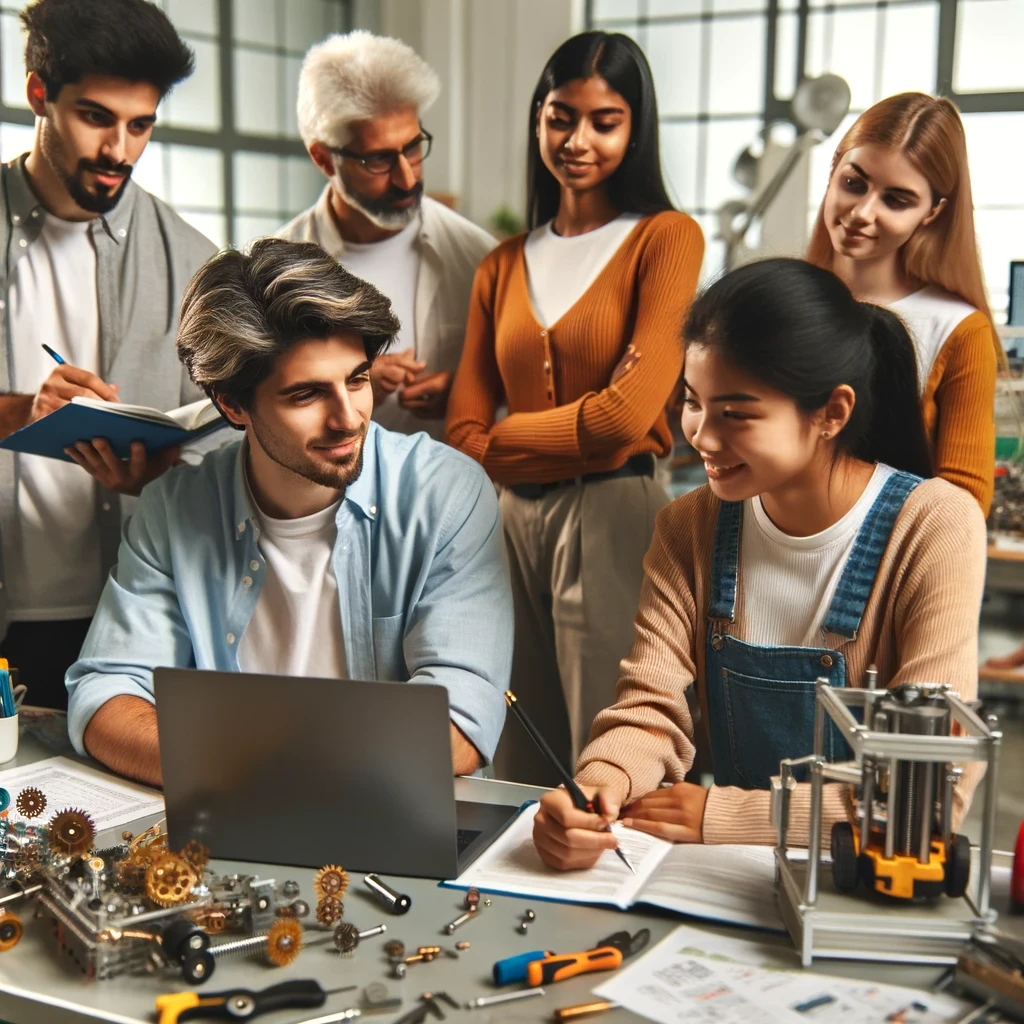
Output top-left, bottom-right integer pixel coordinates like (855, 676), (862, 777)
(704, 471), (921, 790)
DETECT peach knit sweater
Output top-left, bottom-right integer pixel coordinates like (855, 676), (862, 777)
(575, 476), (987, 845)
(445, 212), (704, 485)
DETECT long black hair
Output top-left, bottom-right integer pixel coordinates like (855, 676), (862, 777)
(526, 31), (674, 230)
(683, 258), (933, 479)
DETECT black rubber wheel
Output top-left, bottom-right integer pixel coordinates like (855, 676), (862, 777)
(161, 919), (210, 961)
(181, 949), (215, 985)
(831, 821), (859, 893)
(945, 833), (971, 898)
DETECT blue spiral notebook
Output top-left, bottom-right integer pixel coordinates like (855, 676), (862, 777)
(0, 397), (224, 461)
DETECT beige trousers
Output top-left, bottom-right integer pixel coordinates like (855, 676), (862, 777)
(494, 473), (670, 786)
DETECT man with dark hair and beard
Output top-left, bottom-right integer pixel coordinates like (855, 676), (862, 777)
(278, 31), (494, 440)
(0, 0), (217, 709)
(66, 239), (513, 787)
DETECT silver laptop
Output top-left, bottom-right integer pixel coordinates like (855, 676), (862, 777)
(153, 669), (521, 879)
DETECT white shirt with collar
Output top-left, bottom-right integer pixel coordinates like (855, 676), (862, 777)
(277, 187), (496, 440)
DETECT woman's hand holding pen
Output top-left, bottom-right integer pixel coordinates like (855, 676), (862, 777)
(620, 781), (708, 844)
(533, 784), (625, 871)
(30, 364), (119, 422)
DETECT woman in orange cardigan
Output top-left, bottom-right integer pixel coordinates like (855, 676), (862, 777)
(446, 31), (704, 784)
(807, 92), (999, 515)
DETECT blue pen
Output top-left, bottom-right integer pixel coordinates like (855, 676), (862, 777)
(41, 344), (65, 365)
(0, 668), (12, 719)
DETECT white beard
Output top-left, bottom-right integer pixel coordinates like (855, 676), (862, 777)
(333, 172), (421, 231)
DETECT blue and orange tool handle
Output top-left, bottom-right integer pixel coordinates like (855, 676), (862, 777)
(492, 946), (624, 988)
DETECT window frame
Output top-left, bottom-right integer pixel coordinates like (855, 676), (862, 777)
(0, 0), (351, 244)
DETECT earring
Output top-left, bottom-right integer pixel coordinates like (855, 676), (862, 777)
(822, 431), (831, 439)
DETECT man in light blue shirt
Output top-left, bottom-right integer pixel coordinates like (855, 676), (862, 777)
(67, 237), (511, 786)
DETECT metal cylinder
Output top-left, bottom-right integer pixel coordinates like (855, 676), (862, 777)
(363, 874), (411, 915)
(209, 931), (269, 960)
(860, 758), (875, 852)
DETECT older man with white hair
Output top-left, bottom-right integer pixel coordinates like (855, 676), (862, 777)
(279, 30), (494, 439)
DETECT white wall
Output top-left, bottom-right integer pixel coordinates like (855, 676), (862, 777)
(360, 0), (584, 229)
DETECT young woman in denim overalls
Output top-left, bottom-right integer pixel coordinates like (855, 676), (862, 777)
(532, 259), (987, 865)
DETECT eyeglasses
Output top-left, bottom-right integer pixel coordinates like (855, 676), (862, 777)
(333, 130), (433, 175)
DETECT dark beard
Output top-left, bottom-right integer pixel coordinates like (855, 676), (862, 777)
(250, 416), (368, 492)
(40, 120), (133, 215)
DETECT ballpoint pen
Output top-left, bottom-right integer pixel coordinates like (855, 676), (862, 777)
(41, 344), (65, 365)
(504, 690), (636, 874)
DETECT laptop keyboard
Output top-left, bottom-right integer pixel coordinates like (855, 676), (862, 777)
(456, 828), (482, 855)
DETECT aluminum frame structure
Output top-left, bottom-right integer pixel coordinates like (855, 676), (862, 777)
(773, 677), (1001, 967)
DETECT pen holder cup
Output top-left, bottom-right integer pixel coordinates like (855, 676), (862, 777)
(0, 714), (18, 764)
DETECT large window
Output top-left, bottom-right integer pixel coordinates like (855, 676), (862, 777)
(589, 0), (1024, 319)
(0, 0), (349, 246)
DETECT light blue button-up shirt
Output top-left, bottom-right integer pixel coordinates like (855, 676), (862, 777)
(66, 424), (513, 761)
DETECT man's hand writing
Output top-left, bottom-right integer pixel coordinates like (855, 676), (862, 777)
(30, 365), (119, 422)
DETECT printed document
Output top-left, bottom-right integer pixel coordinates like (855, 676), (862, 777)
(595, 924), (970, 1023)
(0, 756), (164, 831)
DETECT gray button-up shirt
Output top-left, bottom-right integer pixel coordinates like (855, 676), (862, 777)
(0, 155), (217, 637)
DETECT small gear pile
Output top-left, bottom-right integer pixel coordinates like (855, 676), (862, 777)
(315, 896), (343, 926)
(180, 840), (210, 873)
(48, 809), (96, 859)
(145, 854), (198, 908)
(266, 918), (302, 967)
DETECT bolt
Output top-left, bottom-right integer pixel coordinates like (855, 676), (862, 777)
(209, 932), (271, 960)
(443, 908), (477, 935)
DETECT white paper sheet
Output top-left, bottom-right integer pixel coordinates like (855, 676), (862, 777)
(595, 924), (971, 1024)
(0, 756), (164, 832)
(640, 843), (783, 930)
(450, 802), (674, 908)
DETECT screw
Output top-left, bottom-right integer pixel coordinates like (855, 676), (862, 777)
(443, 908), (477, 935)
(208, 932), (271, 960)
(465, 886), (480, 910)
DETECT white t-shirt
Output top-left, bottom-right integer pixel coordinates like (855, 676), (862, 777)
(237, 490), (348, 680)
(737, 464), (895, 648)
(339, 218), (420, 435)
(523, 214), (642, 327)
(6, 214), (103, 621)
(888, 286), (978, 397)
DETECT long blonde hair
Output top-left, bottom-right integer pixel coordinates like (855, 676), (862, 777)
(807, 92), (994, 328)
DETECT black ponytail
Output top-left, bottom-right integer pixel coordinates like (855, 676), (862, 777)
(683, 258), (933, 479)
(859, 305), (933, 478)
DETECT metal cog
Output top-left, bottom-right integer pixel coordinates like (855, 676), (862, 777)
(333, 922), (359, 955)
(383, 939), (405, 959)
(145, 854), (197, 908)
(48, 808), (96, 858)
(15, 788), (46, 820)
(10, 846), (42, 880)
(315, 896), (343, 926)
(116, 854), (149, 892)
(266, 918), (302, 967)
(180, 839), (210, 872)
(313, 864), (349, 901)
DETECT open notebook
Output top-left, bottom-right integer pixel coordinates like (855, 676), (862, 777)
(0, 397), (225, 461)
(446, 802), (786, 931)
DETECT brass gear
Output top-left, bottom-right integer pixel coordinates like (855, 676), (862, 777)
(116, 853), (149, 892)
(315, 896), (343, 926)
(15, 788), (46, 819)
(313, 864), (349, 901)
(48, 808), (96, 858)
(0, 912), (22, 952)
(180, 839), (210, 872)
(145, 854), (197, 907)
(266, 918), (302, 967)
(10, 846), (42, 880)
(384, 939), (405, 958)
(333, 922), (359, 955)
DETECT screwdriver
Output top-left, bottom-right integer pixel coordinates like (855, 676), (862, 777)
(526, 945), (623, 986)
(155, 980), (357, 1023)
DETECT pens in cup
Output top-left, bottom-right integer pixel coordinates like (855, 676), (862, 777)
(0, 662), (14, 719)
(504, 690), (636, 874)
(41, 344), (65, 365)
